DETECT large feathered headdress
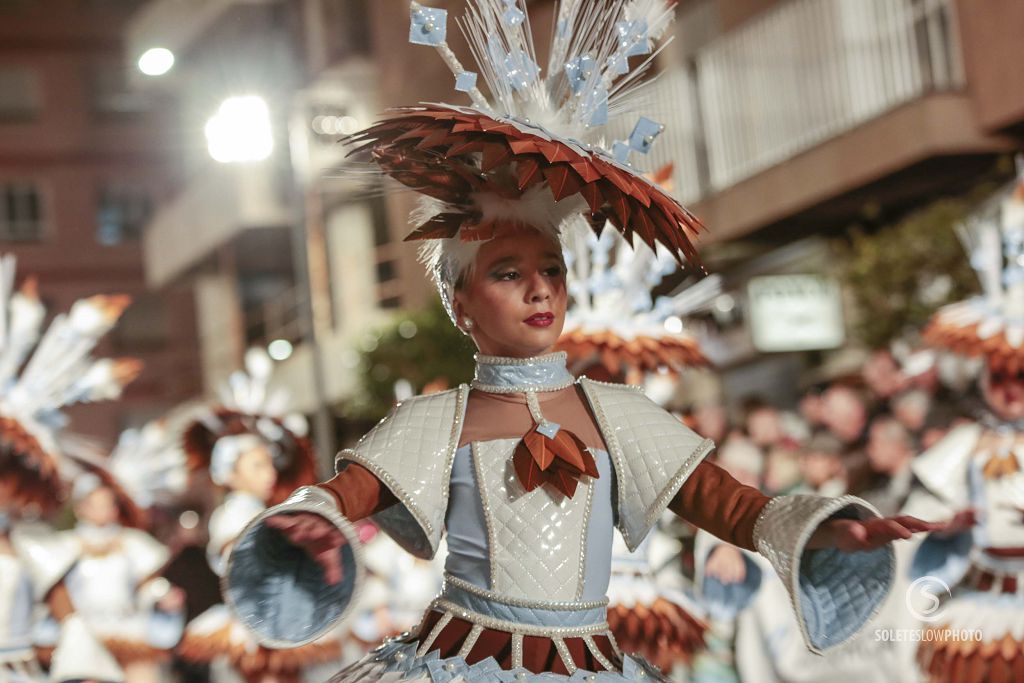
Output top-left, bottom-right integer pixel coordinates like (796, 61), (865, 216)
(924, 159), (1024, 372)
(346, 0), (704, 318)
(183, 348), (317, 506)
(0, 255), (140, 515)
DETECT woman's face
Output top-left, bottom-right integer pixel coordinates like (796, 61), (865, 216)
(453, 229), (567, 358)
(229, 445), (278, 502)
(982, 365), (1024, 421)
(76, 486), (120, 528)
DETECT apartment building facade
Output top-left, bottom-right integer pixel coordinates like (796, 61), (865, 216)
(0, 0), (202, 444)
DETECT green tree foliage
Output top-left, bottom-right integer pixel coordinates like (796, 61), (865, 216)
(838, 196), (984, 349)
(345, 299), (476, 420)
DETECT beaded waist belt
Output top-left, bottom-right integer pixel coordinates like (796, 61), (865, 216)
(983, 547), (1024, 558)
(963, 562), (1024, 595)
(409, 575), (622, 674)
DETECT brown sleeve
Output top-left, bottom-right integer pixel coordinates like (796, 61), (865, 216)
(46, 580), (75, 621)
(315, 462), (397, 521)
(668, 460), (771, 552)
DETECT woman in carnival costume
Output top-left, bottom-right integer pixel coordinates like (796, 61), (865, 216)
(222, 2), (958, 681)
(0, 254), (140, 683)
(556, 163), (713, 675)
(903, 160), (1024, 683)
(27, 420), (190, 683)
(177, 349), (340, 683)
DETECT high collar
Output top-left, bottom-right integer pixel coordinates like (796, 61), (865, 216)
(977, 410), (1024, 433)
(472, 351), (576, 394)
(75, 521), (122, 543)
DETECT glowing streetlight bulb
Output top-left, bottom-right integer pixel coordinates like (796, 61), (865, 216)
(267, 338), (293, 361)
(204, 95), (273, 163)
(663, 316), (684, 334)
(137, 47), (175, 76)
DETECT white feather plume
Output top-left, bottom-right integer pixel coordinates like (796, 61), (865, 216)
(208, 347), (308, 434)
(105, 412), (193, 508)
(420, 0), (677, 144)
(565, 223), (720, 341)
(0, 256), (135, 468)
(940, 159), (1024, 332)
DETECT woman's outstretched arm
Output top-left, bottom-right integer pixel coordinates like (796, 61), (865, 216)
(316, 463), (397, 520)
(670, 459), (950, 552)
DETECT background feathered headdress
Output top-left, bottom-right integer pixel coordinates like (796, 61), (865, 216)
(557, 164), (714, 380)
(183, 348), (317, 506)
(66, 413), (192, 529)
(0, 254), (139, 515)
(925, 158), (1024, 372)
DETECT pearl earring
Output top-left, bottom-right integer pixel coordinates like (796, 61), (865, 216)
(463, 318), (475, 331)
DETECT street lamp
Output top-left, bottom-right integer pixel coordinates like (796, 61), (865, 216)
(663, 315), (684, 334)
(137, 47), (175, 76)
(204, 96), (273, 163)
(267, 338), (293, 361)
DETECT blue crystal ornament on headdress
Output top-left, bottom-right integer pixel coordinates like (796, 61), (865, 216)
(403, 0), (675, 165)
(409, 3), (447, 46)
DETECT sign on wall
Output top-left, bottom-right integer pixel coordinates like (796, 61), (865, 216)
(747, 274), (845, 352)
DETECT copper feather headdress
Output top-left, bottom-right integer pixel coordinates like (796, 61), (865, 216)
(345, 0), (705, 318)
(183, 348), (317, 505)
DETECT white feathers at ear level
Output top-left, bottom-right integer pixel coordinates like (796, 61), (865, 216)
(471, 186), (587, 236)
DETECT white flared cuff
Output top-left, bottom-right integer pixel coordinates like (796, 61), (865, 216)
(753, 494), (895, 654)
(223, 485), (365, 648)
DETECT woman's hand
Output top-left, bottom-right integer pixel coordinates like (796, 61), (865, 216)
(807, 514), (970, 552)
(156, 586), (186, 612)
(705, 544), (747, 584)
(265, 512), (347, 585)
(934, 508), (976, 538)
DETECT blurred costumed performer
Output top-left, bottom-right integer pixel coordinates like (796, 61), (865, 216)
(25, 420), (190, 683)
(558, 162), (713, 674)
(905, 159), (1024, 683)
(557, 163), (709, 387)
(694, 440), (912, 683)
(177, 349), (337, 683)
(0, 254), (140, 683)
(220, 2), (957, 681)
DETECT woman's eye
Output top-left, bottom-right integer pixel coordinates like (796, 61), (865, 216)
(544, 266), (564, 277)
(495, 271), (519, 281)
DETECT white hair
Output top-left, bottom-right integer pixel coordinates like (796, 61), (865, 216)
(210, 433), (272, 487)
(71, 472), (104, 504)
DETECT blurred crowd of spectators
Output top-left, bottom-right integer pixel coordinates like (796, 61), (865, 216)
(683, 349), (974, 517)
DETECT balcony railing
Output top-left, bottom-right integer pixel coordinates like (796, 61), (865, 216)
(694, 0), (964, 191)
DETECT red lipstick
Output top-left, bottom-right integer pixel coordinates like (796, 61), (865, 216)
(524, 312), (554, 328)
